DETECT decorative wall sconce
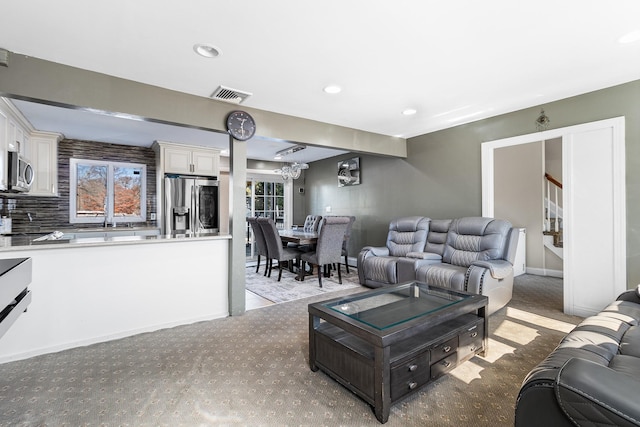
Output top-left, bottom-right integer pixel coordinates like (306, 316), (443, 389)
(274, 162), (309, 180)
(536, 109), (551, 131)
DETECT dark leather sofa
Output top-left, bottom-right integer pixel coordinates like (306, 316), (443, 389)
(514, 285), (640, 426)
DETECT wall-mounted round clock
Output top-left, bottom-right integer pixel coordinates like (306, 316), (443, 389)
(225, 110), (256, 141)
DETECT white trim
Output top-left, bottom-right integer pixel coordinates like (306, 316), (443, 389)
(482, 117), (626, 316)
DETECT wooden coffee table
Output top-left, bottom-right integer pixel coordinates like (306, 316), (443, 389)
(308, 281), (488, 423)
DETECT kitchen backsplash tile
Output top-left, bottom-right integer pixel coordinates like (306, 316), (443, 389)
(0, 138), (157, 233)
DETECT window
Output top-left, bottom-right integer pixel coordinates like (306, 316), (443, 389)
(247, 180), (284, 225)
(70, 159), (146, 224)
(246, 176), (288, 260)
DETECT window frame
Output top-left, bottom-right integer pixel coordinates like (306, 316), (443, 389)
(69, 158), (147, 225)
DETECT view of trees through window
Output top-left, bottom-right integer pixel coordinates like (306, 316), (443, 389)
(113, 166), (143, 217)
(76, 164), (107, 216)
(72, 159), (146, 223)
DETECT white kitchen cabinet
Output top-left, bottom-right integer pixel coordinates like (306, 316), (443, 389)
(27, 131), (61, 196)
(156, 141), (219, 177)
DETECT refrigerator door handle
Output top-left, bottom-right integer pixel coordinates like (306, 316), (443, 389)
(192, 184), (197, 234)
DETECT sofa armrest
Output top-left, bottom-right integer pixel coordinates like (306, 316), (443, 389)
(362, 246), (390, 257)
(406, 251), (442, 261)
(556, 358), (640, 426)
(471, 259), (512, 279)
(617, 284), (640, 304)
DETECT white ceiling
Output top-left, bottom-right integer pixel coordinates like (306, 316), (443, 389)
(2, 1), (640, 160)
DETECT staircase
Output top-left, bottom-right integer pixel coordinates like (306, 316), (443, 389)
(544, 173), (563, 259)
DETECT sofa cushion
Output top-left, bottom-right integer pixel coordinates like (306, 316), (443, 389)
(619, 326), (640, 357)
(415, 263), (467, 291)
(557, 330), (621, 362)
(363, 255), (400, 284)
(443, 217), (512, 267)
(600, 300), (640, 326)
(386, 216), (430, 257)
(608, 354), (640, 376)
(424, 219), (452, 256)
(570, 315), (631, 342)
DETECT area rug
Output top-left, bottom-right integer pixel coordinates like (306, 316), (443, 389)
(245, 264), (364, 303)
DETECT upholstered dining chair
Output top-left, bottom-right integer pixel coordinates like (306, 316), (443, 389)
(298, 216), (351, 287)
(341, 216), (356, 273)
(257, 217), (301, 281)
(247, 217), (269, 276)
(302, 214), (322, 232)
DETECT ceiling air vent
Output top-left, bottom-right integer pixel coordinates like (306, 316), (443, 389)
(210, 85), (252, 104)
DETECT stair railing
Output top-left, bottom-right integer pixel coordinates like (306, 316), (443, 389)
(544, 173), (562, 233)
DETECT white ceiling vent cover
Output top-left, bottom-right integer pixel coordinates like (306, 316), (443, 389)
(210, 85), (252, 104)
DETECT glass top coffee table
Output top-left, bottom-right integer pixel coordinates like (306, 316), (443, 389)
(308, 281), (488, 423)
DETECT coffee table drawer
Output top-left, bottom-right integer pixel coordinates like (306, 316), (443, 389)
(458, 318), (484, 360)
(430, 335), (457, 362)
(390, 352), (430, 400)
(459, 319), (483, 346)
(431, 352), (457, 380)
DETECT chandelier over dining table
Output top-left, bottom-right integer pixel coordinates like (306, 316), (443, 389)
(275, 162), (309, 180)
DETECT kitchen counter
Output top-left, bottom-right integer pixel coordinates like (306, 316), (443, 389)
(0, 232), (230, 363)
(0, 232), (230, 251)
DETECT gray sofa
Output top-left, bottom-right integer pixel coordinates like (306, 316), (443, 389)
(358, 216), (519, 315)
(514, 286), (640, 427)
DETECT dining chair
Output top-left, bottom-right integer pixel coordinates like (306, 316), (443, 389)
(288, 214), (322, 251)
(302, 215), (322, 232)
(298, 216), (351, 287)
(341, 216), (356, 273)
(257, 217), (301, 281)
(247, 217), (269, 275)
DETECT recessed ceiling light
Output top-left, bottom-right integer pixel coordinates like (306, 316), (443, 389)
(618, 30), (640, 44)
(323, 85), (342, 94)
(193, 43), (221, 58)
(402, 108), (417, 116)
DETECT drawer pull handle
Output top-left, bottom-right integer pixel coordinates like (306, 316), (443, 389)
(470, 332), (478, 338)
(408, 364), (418, 372)
(470, 346), (477, 352)
(408, 382), (418, 390)
(443, 345), (451, 353)
(442, 360), (451, 368)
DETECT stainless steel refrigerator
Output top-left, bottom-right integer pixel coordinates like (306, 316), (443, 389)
(164, 176), (219, 235)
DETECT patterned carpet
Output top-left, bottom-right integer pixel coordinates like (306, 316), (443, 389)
(245, 265), (361, 303)
(0, 275), (582, 426)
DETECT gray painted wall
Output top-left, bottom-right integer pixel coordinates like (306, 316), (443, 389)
(493, 142), (544, 269)
(307, 79), (640, 289)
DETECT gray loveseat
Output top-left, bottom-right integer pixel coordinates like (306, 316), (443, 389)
(515, 286), (640, 426)
(358, 216), (519, 314)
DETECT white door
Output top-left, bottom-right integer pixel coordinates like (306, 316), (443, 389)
(482, 117), (626, 317)
(563, 118), (626, 316)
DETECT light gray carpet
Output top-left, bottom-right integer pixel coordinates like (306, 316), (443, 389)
(0, 274), (582, 426)
(245, 265), (361, 303)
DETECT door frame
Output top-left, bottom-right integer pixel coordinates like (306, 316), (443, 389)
(481, 117), (626, 316)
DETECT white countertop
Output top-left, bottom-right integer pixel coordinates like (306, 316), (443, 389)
(0, 232), (231, 252)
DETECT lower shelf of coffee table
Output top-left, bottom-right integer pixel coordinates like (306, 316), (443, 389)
(313, 313), (484, 407)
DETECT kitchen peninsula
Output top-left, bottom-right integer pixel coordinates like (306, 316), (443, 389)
(0, 232), (230, 363)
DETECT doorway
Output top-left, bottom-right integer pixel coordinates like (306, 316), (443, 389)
(482, 117), (626, 317)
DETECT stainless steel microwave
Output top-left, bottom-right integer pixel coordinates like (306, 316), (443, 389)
(8, 151), (34, 192)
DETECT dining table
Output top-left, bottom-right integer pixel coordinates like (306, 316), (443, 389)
(278, 228), (318, 245)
